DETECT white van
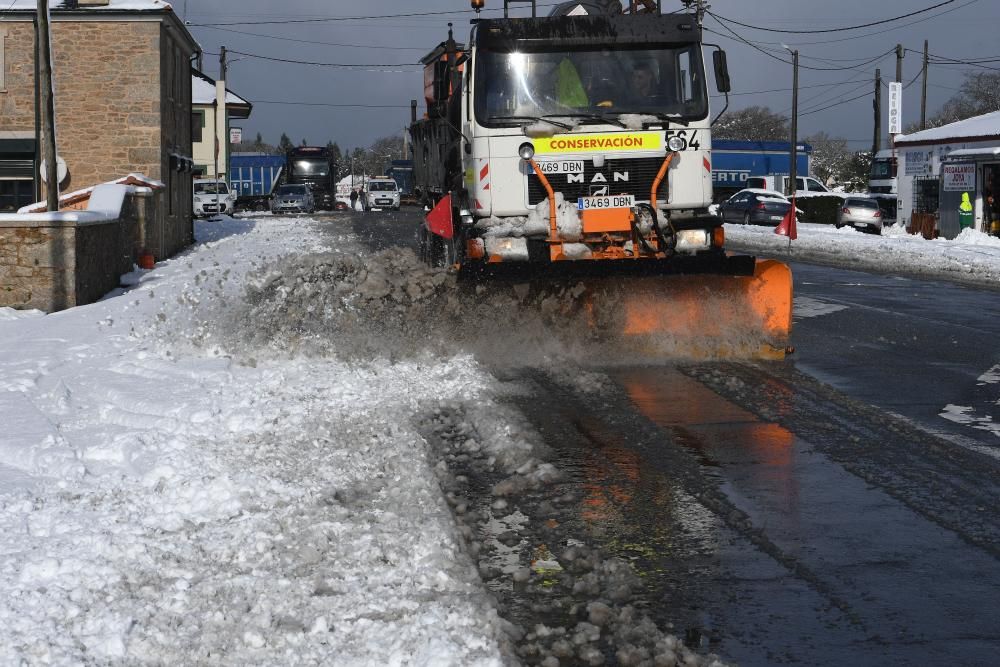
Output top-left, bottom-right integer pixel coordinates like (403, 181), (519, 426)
(746, 175), (833, 196)
(193, 179), (237, 217)
(366, 178), (401, 211)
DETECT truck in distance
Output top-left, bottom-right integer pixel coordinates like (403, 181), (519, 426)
(286, 146), (337, 210)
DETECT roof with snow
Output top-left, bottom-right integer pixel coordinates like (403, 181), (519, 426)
(896, 110), (1000, 146)
(2, 1), (171, 10)
(192, 70), (252, 117)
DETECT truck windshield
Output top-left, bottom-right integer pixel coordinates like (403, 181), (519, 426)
(194, 182), (228, 195)
(475, 44), (708, 126)
(870, 158), (896, 179)
(369, 182), (397, 192)
(291, 159), (330, 177)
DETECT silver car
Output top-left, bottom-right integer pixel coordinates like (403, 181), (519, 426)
(270, 184), (315, 214)
(836, 197), (883, 234)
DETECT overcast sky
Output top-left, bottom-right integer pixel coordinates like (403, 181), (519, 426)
(181, 0), (999, 151)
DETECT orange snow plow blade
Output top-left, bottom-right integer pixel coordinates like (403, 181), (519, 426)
(587, 259), (793, 360)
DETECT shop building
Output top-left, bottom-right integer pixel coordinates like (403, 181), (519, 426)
(896, 111), (1000, 238)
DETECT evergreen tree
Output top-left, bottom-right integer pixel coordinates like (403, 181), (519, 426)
(278, 133), (294, 153)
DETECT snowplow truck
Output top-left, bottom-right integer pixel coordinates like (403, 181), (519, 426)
(410, 0), (793, 358)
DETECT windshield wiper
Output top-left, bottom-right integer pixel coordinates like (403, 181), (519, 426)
(491, 115), (575, 130)
(555, 112), (628, 129)
(644, 112), (690, 127)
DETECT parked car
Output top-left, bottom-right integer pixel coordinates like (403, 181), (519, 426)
(270, 184), (315, 214)
(718, 189), (794, 225)
(333, 199), (350, 211)
(366, 178), (401, 211)
(193, 179), (237, 217)
(836, 197), (883, 234)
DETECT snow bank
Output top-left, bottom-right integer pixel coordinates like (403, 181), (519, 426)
(0, 216), (509, 664)
(725, 221), (1000, 287)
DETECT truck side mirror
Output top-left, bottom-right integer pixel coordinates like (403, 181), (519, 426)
(713, 51), (731, 94)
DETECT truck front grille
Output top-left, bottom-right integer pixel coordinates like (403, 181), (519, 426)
(527, 157), (669, 206)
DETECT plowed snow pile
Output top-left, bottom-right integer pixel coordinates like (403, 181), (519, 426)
(229, 246), (768, 364)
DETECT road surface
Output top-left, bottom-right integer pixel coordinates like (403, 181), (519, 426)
(314, 209), (1000, 665)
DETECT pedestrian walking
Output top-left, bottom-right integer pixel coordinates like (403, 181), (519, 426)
(359, 188), (367, 212)
(349, 189), (358, 212)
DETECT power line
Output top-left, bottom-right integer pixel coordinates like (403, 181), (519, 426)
(704, 18), (894, 73)
(184, 2), (567, 27)
(250, 101), (412, 108)
(719, 0), (979, 48)
(223, 49), (419, 70)
(192, 25), (426, 51)
(799, 89), (875, 117)
(710, 0), (957, 34)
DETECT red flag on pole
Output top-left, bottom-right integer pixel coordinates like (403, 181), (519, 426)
(425, 193), (454, 239)
(774, 197), (798, 241)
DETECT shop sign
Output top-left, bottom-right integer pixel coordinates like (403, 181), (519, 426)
(942, 163), (976, 191)
(904, 149), (932, 176)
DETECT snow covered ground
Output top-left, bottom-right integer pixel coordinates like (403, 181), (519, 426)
(3, 210), (998, 664)
(725, 221), (1000, 288)
(0, 216), (512, 664)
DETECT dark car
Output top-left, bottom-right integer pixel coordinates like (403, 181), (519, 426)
(836, 197), (883, 234)
(719, 189), (793, 226)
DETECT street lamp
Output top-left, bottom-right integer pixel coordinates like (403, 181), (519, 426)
(782, 44), (799, 198)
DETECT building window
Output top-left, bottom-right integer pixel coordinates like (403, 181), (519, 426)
(0, 179), (34, 212)
(192, 110), (205, 143)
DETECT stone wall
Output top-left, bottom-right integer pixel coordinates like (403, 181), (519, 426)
(0, 188), (159, 312)
(0, 224), (74, 310)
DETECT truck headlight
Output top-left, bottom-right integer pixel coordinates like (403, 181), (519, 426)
(675, 229), (710, 252)
(667, 136), (686, 152)
(518, 142), (535, 160)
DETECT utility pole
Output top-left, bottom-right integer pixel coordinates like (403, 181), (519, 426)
(37, 0), (58, 211)
(214, 46), (227, 212)
(789, 48), (799, 198)
(873, 68), (882, 155)
(920, 40), (929, 130)
(895, 43), (904, 85)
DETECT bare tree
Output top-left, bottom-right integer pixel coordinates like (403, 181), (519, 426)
(806, 132), (852, 184)
(908, 71), (1000, 132)
(714, 106), (789, 141)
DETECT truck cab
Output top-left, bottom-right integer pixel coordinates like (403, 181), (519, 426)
(411, 1), (737, 267)
(869, 149), (897, 194)
(286, 147), (336, 210)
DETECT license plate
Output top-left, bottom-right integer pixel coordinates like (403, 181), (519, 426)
(770, 215), (783, 221)
(578, 195), (635, 210)
(536, 160), (585, 174)
(854, 222), (867, 227)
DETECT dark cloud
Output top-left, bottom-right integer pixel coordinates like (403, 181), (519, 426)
(184, 0), (996, 150)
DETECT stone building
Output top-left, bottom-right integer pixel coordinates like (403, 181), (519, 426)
(0, 0), (198, 259)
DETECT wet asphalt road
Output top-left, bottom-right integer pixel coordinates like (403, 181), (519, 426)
(314, 209), (1000, 665)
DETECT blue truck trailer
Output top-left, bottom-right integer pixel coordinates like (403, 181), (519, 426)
(711, 140), (812, 203)
(386, 159), (415, 205)
(229, 153), (285, 212)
